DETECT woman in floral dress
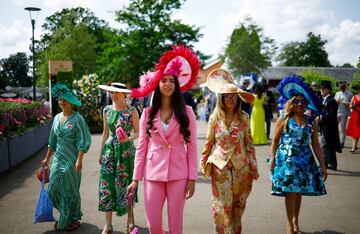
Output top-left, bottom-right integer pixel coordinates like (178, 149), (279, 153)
(41, 83), (91, 231)
(269, 76), (327, 234)
(98, 83), (139, 234)
(200, 69), (259, 233)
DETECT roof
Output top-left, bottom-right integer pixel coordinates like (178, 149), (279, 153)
(261, 67), (358, 81)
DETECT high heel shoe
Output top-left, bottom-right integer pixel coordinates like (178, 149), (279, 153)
(102, 224), (113, 234)
(350, 147), (358, 153)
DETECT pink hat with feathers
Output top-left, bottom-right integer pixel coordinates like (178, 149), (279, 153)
(131, 45), (200, 98)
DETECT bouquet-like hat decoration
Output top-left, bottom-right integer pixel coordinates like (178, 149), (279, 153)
(131, 45), (200, 97)
(277, 75), (320, 111)
(206, 68), (255, 103)
(51, 83), (82, 106)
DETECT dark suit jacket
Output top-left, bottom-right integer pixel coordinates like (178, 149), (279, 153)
(319, 95), (342, 152)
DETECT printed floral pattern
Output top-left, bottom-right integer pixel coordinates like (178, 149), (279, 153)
(271, 117), (327, 196)
(98, 105), (136, 216)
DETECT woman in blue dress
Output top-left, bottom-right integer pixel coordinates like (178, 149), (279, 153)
(268, 76), (327, 234)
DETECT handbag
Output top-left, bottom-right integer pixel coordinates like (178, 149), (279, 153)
(127, 192), (140, 234)
(37, 165), (50, 184)
(204, 162), (212, 178)
(33, 167), (55, 223)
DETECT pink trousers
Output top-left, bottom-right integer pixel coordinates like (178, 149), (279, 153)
(143, 179), (187, 234)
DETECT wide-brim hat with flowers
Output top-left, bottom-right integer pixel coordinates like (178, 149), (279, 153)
(98, 82), (131, 93)
(51, 83), (82, 106)
(131, 45), (200, 98)
(206, 68), (254, 103)
(277, 75), (320, 111)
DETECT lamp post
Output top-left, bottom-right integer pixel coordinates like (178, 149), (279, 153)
(24, 7), (41, 101)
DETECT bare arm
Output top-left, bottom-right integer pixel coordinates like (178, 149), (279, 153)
(269, 118), (284, 170)
(99, 110), (109, 164)
(311, 119), (328, 181)
(41, 148), (54, 166)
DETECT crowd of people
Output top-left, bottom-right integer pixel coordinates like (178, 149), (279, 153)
(39, 45), (360, 234)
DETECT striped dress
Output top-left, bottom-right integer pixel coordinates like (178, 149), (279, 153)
(48, 112), (91, 229)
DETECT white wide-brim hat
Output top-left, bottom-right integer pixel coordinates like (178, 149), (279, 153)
(206, 69), (254, 103)
(98, 82), (131, 93)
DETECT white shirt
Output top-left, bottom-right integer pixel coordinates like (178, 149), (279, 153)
(334, 90), (353, 115)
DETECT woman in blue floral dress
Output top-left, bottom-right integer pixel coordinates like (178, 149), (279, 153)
(98, 83), (139, 234)
(268, 76), (327, 234)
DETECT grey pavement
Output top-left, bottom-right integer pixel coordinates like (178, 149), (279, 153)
(0, 120), (360, 234)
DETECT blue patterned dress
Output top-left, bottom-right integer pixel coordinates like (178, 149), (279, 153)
(271, 116), (326, 196)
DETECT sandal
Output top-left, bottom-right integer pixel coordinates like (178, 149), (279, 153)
(66, 221), (80, 231)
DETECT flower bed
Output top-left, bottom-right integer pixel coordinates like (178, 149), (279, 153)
(0, 98), (52, 172)
(0, 98), (51, 137)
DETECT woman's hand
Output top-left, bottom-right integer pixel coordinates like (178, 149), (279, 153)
(41, 157), (49, 167)
(268, 157), (275, 171)
(127, 181), (138, 195)
(321, 164), (328, 181)
(185, 180), (195, 200)
(75, 158), (83, 172)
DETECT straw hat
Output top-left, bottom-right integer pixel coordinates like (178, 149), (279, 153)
(98, 82), (131, 93)
(206, 68), (254, 103)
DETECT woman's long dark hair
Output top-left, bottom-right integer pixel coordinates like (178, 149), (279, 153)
(146, 77), (191, 143)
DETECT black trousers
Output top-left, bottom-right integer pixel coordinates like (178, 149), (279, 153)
(320, 135), (337, 168)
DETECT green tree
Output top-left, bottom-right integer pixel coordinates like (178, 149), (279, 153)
(351, 56), (360, 89)
(277, 32), (331, 67)
(339, 63), (354, 68)
(98, 0), (208, 87)
(0, 52), (31, 88)
(36, 7), (110, 86)
(301, 68), (335, 89)
(224, 17), (276, 76)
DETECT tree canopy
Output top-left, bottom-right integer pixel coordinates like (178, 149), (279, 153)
(277, 32), (332, 67)
(98, 0), (206, 87)
(224, 17), (276, 77)
(0, 52), (31, 89)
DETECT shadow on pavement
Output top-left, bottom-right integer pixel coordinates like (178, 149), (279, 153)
(0, 147), (47, 199)
(327, 169), (360, 178)
(305, 230), (345, 234)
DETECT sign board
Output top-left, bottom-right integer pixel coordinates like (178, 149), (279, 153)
(48, 60), (73, 76)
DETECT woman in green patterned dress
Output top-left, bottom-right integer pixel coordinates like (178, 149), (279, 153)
(41, 84), (91, 231)
(98, 83), (139, 234)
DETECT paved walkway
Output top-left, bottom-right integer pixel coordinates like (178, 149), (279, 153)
(0, 120), (359, 234)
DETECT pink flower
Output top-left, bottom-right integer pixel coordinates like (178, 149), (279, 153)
(68, 124), (73, 129)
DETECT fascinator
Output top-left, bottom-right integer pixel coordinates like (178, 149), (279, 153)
(206, 68), (254, 103)
(51, 83), (81, 106)
(277, 75), (320, 111)
(131, 45), (200, 97)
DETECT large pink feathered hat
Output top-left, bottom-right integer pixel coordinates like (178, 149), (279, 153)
(131, 45), (200, 98)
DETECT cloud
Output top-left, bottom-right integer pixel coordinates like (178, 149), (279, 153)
(0, 20), (31, 58)
(319, 19), (360, 65)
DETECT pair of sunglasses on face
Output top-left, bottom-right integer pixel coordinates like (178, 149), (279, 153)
(293, 99), (307, 105)
(223, 94), (238, 100)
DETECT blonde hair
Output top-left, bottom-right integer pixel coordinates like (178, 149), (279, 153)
(282, 96), (302, 132)
(212, 94), (245, 122)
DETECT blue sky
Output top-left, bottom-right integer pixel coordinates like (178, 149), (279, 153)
(1, 0), (360, 66)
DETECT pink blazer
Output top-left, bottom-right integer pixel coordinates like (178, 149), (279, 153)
(133, 105), (198, 182)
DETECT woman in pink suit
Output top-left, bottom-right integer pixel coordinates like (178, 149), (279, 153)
(127, 45), (200, 234)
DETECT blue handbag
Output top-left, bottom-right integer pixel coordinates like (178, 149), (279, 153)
(33, 167), (55, 223)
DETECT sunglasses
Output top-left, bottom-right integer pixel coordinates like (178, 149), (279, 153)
(293, 99), (307, 105)
(223, 94), (237, 100)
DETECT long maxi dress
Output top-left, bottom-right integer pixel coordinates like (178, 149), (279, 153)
(48, 112), (91, 229)
(250, 95), (267, 144)
(98, 105), (137, 216)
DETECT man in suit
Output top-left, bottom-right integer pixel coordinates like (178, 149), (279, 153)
(318, 80), (342, 171)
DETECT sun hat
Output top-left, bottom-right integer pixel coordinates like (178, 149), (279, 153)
(206, 68), (254, 103)
(277, 75), (320, 111)
(98, 82), (131, 93)
(131, 45), (200, 98)
(51, 83), (82, 106)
